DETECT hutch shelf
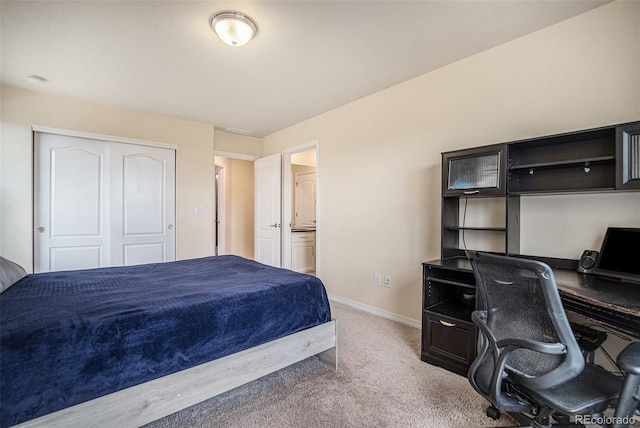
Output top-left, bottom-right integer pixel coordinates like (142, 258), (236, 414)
(421, 120), (640, 376)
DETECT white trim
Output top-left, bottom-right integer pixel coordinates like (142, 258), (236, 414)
(213, 150), (259, 162)
(32, 125), (177, 150)
(282, 140), (320, 155)
(214, 164), (227, 255)
(282, 154), (293, 269)
(328, 294), (421, 329)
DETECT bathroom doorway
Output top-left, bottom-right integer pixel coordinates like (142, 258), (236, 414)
(282, 141), (319, 275)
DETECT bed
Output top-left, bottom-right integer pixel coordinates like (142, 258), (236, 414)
(0, 255), (336, 427)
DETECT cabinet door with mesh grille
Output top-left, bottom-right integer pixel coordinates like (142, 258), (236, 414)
(617, 123), (640, 190)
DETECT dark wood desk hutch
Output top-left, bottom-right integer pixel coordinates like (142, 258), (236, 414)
(422, 120), (640, 376)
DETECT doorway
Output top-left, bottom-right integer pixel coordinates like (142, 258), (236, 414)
(282, 141), (319, 275)
(215, 142), (319, 273)
(213, 152), (257, 259)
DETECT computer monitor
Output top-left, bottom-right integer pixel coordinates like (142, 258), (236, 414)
(593, 227), (640, 283)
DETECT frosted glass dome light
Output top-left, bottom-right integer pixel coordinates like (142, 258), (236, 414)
(210, 11), (258, 47)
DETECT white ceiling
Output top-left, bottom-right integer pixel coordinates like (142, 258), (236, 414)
(1, 1), (608, 137)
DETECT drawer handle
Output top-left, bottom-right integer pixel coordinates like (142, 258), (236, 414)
(439, 320), (456, 327)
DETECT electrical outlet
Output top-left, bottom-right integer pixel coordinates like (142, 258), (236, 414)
(374, 273), (382, 286)
(384, 275), (391, 288)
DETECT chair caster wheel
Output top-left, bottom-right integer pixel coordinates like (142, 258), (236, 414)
(553, 414), (570, 424)
(486, 405), (501, 420)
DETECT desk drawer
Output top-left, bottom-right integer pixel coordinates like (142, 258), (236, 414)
(422, 312), (476, 376)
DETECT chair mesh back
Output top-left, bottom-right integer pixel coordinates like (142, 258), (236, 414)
(473, 258), (565, 377)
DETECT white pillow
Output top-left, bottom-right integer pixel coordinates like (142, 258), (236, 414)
(0, 256), (27, 293)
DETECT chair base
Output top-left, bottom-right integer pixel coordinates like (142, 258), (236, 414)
(495, 405), (640, 428)
(504, 410), (587, 428)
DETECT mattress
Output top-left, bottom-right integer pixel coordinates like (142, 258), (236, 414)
(0, 255), (331, 427)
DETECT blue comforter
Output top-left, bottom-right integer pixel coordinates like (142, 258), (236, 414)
(0, 255), (331, 426)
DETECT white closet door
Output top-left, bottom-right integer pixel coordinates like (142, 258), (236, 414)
(110, 143), (176, 266)
(34, 133), (110, 272)
(34, 131), (176, 272)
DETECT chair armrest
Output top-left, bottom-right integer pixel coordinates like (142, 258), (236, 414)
(472, 312), (566, 358)
(472, 311), (501, 356)
(496, 338), (566, 355)
(472, 310), (567, 357)
(617, 342), (640, 376)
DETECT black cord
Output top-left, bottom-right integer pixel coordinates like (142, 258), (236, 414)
(580, 323), (629, 375)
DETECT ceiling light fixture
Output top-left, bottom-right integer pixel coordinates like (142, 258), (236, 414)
(210, 11), (258, 47)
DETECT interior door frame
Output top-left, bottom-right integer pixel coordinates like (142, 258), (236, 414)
(214, 164), (226, 255)
(282, 140), (319, 272)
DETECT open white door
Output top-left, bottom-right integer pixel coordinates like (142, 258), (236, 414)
(254, 153), (281, 267)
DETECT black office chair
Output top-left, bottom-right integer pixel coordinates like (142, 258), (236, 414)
(466, 251), (640, 428)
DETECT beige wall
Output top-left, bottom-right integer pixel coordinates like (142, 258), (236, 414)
(291, 148), (316, 167)
(214, 129), (262, 157)
(228, 159), (255, 258)
(0, 86), (217, 270)
(263, 1), (640, 321)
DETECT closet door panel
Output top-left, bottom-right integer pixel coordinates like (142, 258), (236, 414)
(123, 153), (165, 235)
(110, 143), (176, 266)
(34, 133), (110, 272)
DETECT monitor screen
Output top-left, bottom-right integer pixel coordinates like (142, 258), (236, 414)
(593, 227), (640, 282)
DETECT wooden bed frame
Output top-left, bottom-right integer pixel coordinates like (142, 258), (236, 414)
(15, 320), (337, 427)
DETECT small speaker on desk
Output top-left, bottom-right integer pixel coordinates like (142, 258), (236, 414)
(577, 250), (599, 274)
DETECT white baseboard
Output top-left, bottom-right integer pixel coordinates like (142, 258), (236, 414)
(328, 294), (421, 329)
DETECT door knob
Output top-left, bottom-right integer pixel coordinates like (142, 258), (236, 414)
(167, 224), (174, 230)
(37, 226), (45, 233)
(269, 223), (281, 228)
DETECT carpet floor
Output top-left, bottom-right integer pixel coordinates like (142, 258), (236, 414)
(145, 301), (514, 427)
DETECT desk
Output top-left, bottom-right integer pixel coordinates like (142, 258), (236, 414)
(554, 269), (640, 339)
(421, 258), (640, 376)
